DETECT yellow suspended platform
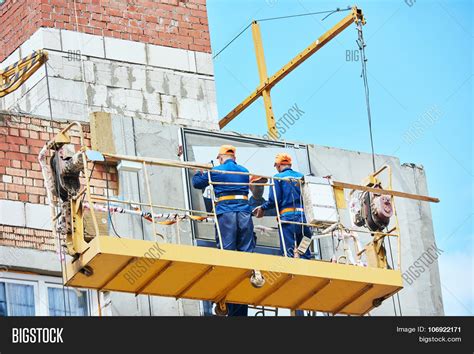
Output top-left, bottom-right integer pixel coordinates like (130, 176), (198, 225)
(65, 236), (402, 315)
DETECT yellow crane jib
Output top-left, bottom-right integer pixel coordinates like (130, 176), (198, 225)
(0, 50), (48, 98)
(218, 6), (366, 137)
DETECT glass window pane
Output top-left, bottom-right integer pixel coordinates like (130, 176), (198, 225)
(48, 288), (88, 316)
(6, 283), (35, 316)
(183, 129), (311, 248)
(0, 283), (7, 316)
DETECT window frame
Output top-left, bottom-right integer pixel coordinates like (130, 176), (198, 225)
(180, 127), (313, 250)
(0, 276), (39, 316)
(0, 272), (100, 316)
(45, 282), (90, 316)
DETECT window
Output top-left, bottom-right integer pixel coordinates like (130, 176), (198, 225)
(0, 283), (35, 316)
(0, 281), (36, 316)
(0, 273), (97, 316)
(0, 282), (35, 316)
(48, 287), (88, 316)
(182, 128), (311, 250)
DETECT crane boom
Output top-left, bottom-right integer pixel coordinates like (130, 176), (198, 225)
(0, 50), (48, 98)
(219, 6), (365, 137)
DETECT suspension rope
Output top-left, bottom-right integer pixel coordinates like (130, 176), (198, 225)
(213, 7), (352, 60)
(356, 21), (376, 173)
(387, 234), (403, 316)
(355, 20), (403, 316)
(44, 63), (71, 316)
(212, 23), (252, 59)
(321, 7), (352, 21)
(256, 7), (351, 22)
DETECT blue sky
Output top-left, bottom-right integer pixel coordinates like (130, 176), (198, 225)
(207, 0), (473, 315)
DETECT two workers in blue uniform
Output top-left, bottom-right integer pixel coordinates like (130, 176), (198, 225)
(192, 145), (311, 316)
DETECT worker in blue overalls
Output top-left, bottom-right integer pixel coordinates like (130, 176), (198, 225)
(254, 153), (311, 316)
(192, 144), (255, 316)
(254, 153), (312, 260)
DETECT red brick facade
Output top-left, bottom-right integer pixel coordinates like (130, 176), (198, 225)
(0, 225), (55, 251)
(0, 113), (118, 251)
(0, 0), (42, 63)
(0, 0), (211, 62)
(0, 113), (118, 203)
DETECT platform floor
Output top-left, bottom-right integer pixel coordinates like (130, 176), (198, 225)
(65, 236), (403, 315)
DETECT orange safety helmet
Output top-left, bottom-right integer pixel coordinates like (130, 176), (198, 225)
(274, 153), (292, 165)
(217, 144), (236, 158)
(250, 175), (268, 183)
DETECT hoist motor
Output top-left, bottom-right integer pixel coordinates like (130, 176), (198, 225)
(50, 144), (83, 202)
(350, 187), (393, 232)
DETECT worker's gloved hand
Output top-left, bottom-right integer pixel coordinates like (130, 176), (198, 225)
(253, 207), (265, 218)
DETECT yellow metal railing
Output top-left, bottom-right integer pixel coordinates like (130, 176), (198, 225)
(42, 122), (438, 276)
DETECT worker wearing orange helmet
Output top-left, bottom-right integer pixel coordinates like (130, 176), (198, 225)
(254, 153), (312, 260)
(192, 144), (255, 316)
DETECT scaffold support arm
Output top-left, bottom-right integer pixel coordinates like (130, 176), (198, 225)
(0, 50), (48, 98)
(218, 6), (365, 129)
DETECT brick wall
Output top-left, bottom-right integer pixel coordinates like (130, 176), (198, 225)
(0, 225), (55, 251)
(0, 0), (42, 63)
(0, 112), (118, 252)
(0, 0), (211, 62)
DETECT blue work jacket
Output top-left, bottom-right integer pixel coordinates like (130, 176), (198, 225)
(192, 159), (251, 215)
(261, 167), (305, 218)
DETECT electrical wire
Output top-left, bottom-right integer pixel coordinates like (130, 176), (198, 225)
(104, 159), (122, 238)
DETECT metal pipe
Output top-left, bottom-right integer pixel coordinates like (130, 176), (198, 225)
(321, 223), (340, 234)
(103, 152), (212, 170)
(208, 171), (224, 250)
(90, 196), (214, 216)
(209, 169), (303, 182)
(210, 181), (274, 186)
(142, 162), (158, 241)
(372, 164), (389, 178)
(280, 219), (329, 228)
(271, 177), (287, 257)
(103, 154), (438, 203)
(283, 219), (399, 237)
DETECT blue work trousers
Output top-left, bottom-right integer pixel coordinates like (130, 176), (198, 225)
(215, 211), (255, 316)
(279, 213), (312, 260)
(216, 211), (255, 252)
